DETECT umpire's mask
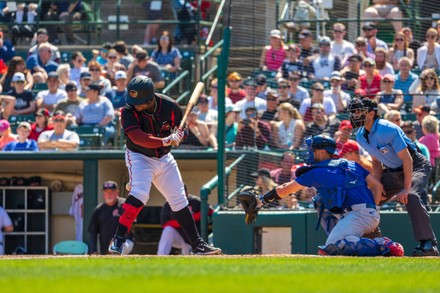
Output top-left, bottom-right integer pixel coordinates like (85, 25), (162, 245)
(348, 98), (378, 129)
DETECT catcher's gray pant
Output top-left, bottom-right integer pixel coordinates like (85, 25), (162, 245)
(157, 226), (191, 255)
(126, 150), (188, 212)
(380, 152), (436, 242)
(325, 204), (380, 246)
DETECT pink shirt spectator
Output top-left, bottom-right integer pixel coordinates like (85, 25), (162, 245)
(419, 133), (440, 166)
(265, 47), (286, 71)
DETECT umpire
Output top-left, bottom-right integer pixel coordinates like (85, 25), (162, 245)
(348, 98), (439, 256)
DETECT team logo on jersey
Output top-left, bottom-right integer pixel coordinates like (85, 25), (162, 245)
(129, 90), (138, 98)
(162, 122), (171, 131)
(379, 146), (389, 154)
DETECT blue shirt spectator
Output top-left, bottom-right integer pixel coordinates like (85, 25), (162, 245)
(394, 57), (418, 103)
(105, 89), (127, 110)
(0, 31), (15, 63)
(3, 121), (38, 151)
(26, 54), (58, 74)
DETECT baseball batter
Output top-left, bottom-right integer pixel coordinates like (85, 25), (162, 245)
(108, 76), (221, 255)
(349, 98), (439, 256)
(240, 135), (404, 256)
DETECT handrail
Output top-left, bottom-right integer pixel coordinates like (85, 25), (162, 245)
(200, 154), (246, 241)
(199, 39), (224, 84)
(176, 90), (190, 104)
(200, 40), (224, 62)
(161, 70), (189, 95)
(205, 0), (226, 47)
(226, 184), (245, 204)
(201, 65), (218, 83)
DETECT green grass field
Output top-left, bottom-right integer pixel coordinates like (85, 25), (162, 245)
(0, 256), (439, 292)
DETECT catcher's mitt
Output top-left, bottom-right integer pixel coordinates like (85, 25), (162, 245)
(238, 187), (262, 225)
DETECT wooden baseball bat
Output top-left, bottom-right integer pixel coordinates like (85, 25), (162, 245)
(179, 82), (205, 129)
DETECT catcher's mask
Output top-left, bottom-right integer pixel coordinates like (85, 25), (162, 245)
(348, 98), (378, 129)
(304, 135), (338, 165)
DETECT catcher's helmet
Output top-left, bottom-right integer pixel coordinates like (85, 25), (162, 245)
(348, 98), (378, 128)
(304, 135), (338, 165)
(126, 75), (155, 105)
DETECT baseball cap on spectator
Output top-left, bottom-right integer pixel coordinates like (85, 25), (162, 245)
(243, 78), (256, 87)
(47, 71), (58, 80)
(80, 72), (92, 80)
(198, 94), (208, 104)
(312, 82), (325, 91)
(35, 108), (51, 117)
(340, 140), (360, 157)
(53, 110), (66, 120)
(330, 71), (342, 81)
(227, 72), (242, 81)
(103, 180), (118, 190)
(270, 29), (281, 39)
(250, 168), (272, 179)
(18, 121), (31, 131)
(136, 51), (149, 61)
(226, 105), (241, 115)
(338, 120), (353, 130)
(12, 72), (26, 82)
(311, 103), (324, 110)
(299, 29), (312, 38)
(36, 28), (48, 35)
(101, 42), (112, 51)
(383, 74), (395, 82)
(362, 23), (376, 30)
(414, 104), (431, 114)
(348, 54), (363, 62)
(354, 88), (367, 97)
(363, 58), (376, 66)
(319, 36), (331, 45)
(85, 84), (101, 91)
(255, 74), (267, 86)
(114, 70), (127, 80)
(65, 81), (78, 92)
(277, 78), (289, 87)
(0, 119), (10, 132)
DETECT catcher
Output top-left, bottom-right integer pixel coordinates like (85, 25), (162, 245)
(239, 134), (404, 256)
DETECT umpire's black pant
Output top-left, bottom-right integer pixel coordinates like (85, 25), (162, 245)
(381, 152), (436, 242)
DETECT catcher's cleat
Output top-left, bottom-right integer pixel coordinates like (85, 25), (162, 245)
(192, 241), (222, 255)
(108, 236), (125, 255)
(412, 240), (439, 257)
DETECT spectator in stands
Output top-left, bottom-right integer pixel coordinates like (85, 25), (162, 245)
(113, 40), (134, 70)
(353, 37), (374, 60)
(151, 30), (182, 77)
(324, 71), (350, 112)
(307, 36), (341, 81)
(278, 44), (304, 80)
(210, 105), (240, 149)
(271, 102), (305, 150)
(76, 84), (115, 144)
(29, 107), (53, 141)
(0, 29), (15, 69)
(277, 78), (298, 108)
(330, 23), (355, 66)
(401, 27), (421, 68)
(226, 72), (245, 104)
(3, 121), (38, 151)
(26, 43), (59, 83)
(44, 1), (84, 45)
(179, 109), (217, 149)
(207, 78), (232, 111)
(417, 28), (440, 71)
(298, 29), (316, 61)
(254, 74), (270, 100)
(304, 102), (339, 138)
(394, 57), (417, 105)
(0, 56), (33, 93)
(270, 151), (301, 185)
(105, 71), (127, 113)
(0, 95), (15, 120)
(251, 168), (280, 209)
(7, 72), (36, 115)
(87, 61), (111, 96)
(69, 52), (88, 86)
(36, 72), (67, 112)
(38, 111), (79, 151)
(339, 140), (373, 173)
(358, 58), (382, 99)
(28, 28), (60, 63)
(235, 79), (267, 119)
(287, 71), (309, 105)
(56, 63), (71, 90)
(299, 82), (336, 123)
(260, 29), (287, 72)
(260, 90), (279, 122)
(196, 94), (217, 127)
(420, 115), (440, 167)
(363, 0), (403, 33)
(340, 54), (364, 92)
(411, 68), (440, 112)
(235, 106), (271, 149)
(127, 51), (164, 90)
(103, 49), (120, 84)
(78, 72), (92, 98)
(413, 105), (432, 140)
(0, 119), (17, 150)
(94, 42), (112, 66)
(388, 31), (414, 71)
(376, 74), (403, 114)
(401, 120), (430, 160)
(384, 110), (403, 127)
(9, 2), (37, 45)
(362, 23), (388, 55)
(334, 119), (354, 151)
(374, 48), (394, 77)
(54, 81), (83, 125)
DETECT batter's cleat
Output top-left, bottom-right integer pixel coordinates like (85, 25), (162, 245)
(381, 237), (405, 257)
(108, 236), (125, 255)
(412, 240), (439, 257)
(192, 241), (222, 255)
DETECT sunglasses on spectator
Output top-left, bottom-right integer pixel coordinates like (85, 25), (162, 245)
(363, 28), (374, 31)
(382, 80), (393, 83)
(278, 85), (290, 89)
(320, 44), (330, 47)
(333, 30), (344, 33)
(394, 38), (404, 42)
(289, 77), (300, 82)
(108, 55), (117, 59)
(426, 34), (437, 39)
(15, 81), (25, 84)
(267, 97), (277, 101)
(312, 109), (324, 114)
(393, 118), (401, 122)
(160, 36), (170, 41)
(363, 64), (374, 68)
(423, 76), (435, 81)
(312, 88), (324, 92)
(229, 80), (239, 83)
(54, 119), (65, 122)
(66, 88), (77, 92)
(199, 100), (208, 104)
(90, 68), (100, 71)
(404, 129), (414, 134)
(211, 85), (218, 89)
(355, 43), (366, 47)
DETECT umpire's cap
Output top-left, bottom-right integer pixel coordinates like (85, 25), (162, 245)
(311, 135), (338, 155)
(126, 75), (155, 105)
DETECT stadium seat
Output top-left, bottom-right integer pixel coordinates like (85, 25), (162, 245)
(72, 125), (106, 149)
(53, 240), (88, 255)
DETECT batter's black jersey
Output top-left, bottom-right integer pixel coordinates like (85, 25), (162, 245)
(121, 93), (183, 157)
(88, 198), (125, 254)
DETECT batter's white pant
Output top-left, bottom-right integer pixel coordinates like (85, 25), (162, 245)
(325, 204), (380, 246)
(157, 226), (192, 255)
(125, 150), (188, 212)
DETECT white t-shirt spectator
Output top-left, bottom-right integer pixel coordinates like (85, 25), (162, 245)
(36, 89), (68, 106)
(235, 97), (267, 119)
(38, 129), (80, 150)
(299, 97), (337, 117)
(324, 89), (351, 112)
(331, 41), (355, 62)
